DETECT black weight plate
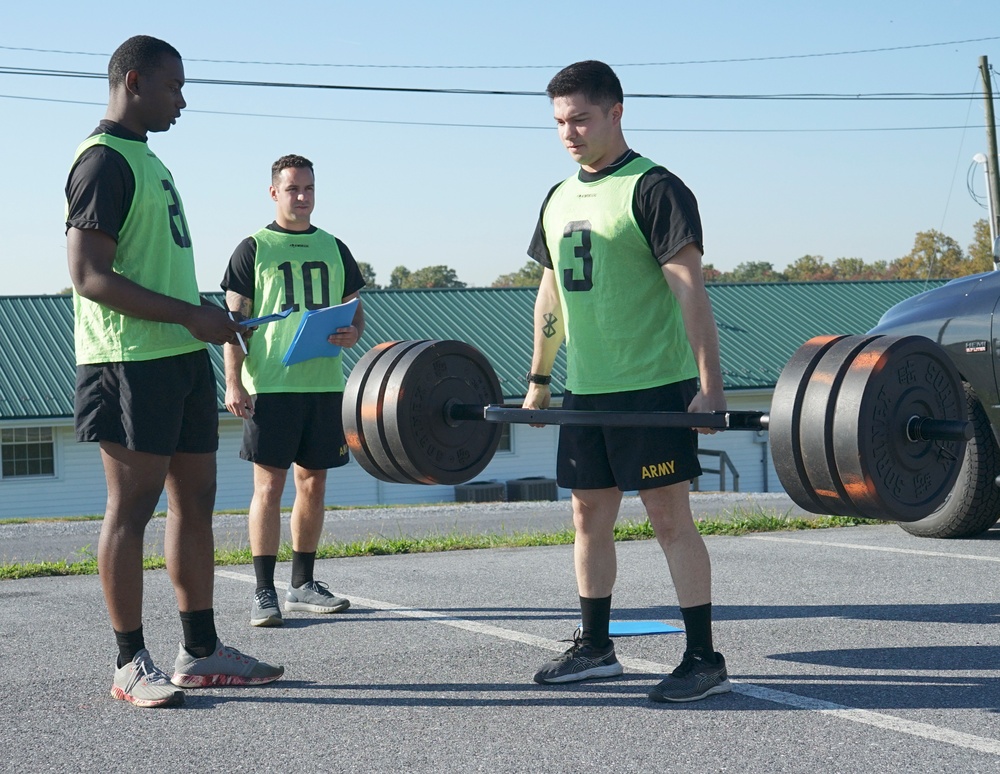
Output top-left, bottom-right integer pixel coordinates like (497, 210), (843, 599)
(380, 340), (503, 485)
(359, 340), (434, 484)
(769, 335), (847, 515)
(342, 340), (428, 484)
(798, 335), (883, 517)
(342, 340), (411, 483)
(832, 335), (967, 522)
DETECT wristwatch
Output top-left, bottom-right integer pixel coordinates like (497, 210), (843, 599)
(526, 372), (552, 385)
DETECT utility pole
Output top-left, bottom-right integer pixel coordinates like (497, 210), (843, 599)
(979, 56), (1000, 266)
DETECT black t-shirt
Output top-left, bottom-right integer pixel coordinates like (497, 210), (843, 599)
(527, 149), (704, 268)
(64, 120), (144, 241)
(221, 222), (366, 301)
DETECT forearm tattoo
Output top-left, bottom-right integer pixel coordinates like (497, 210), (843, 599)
(542, 312), (557, 338)
(227, 292), (253, 318)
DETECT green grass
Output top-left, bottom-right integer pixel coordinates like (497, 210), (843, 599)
(0, 514), (106, 526)
(0, 502), (448, 525)
(0, 505), (873, 581)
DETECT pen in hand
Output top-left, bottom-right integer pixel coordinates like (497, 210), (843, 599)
(228, 311), (248, 355)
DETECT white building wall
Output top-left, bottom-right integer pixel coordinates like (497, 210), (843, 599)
(0, 421), (108, 518)
(216, 417), (564, 509)
(1, 388), (781, 519)
(0, 416), (564, 518)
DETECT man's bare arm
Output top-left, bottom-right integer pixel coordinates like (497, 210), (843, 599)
(68, 227), (242, 346)
(661, 243), (726, 432)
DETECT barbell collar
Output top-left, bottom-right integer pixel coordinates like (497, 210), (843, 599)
(906, 416), (974, 443)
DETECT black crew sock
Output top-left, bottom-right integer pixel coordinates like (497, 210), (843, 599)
(180, 609), (218, 659)
(580, 595), (612, 648)
(253, 555), (277, 592)
(680, 602), (716, 661)
(114, 626), (146, 668)
(291, 551), (316, 589)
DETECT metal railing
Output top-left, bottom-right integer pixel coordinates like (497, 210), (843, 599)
(692, 449), (739, 492)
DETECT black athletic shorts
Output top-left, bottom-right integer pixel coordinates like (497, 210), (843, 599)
(556, 379), (702, 491)
(75, 349), (219, 455)
(241, 392), (349, 470)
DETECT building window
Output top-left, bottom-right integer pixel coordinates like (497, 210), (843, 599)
(1, 427), (55, 478)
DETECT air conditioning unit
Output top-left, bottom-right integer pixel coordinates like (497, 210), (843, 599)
(506, 476), (558, 502)
(454, 480), (506, 503)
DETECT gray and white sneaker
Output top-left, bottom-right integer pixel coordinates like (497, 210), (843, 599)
(285, 580), (350, 614)
(648, 651), (731, 702)
(533, 630), (623, 684)
(111, 649), (184, 708)
(250, 588), (284, 627)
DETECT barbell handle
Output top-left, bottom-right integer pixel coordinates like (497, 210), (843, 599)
(450, 404), (972, 442)
(449, 404), (769, 430)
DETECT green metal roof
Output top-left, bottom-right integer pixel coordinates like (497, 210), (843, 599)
(0, 295), (76, 420)
(707, 279), (948, 389)
(0, 280), (948, 420)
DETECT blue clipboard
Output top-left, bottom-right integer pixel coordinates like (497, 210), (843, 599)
(281, 298), (360, 367)
(243, 308), (294, 327)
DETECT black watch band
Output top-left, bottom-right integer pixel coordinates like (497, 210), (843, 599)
(526, 372), (551, 385)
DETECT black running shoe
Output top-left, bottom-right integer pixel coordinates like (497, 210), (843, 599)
(533, 630), (623, 684)
(648, 651), (731, 702)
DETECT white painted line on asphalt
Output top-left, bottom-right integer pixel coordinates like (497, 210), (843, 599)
(216, 569), (566, 652)
(732, 683), (1000, 756)
(216, 568), (1000, 757)
(747, 535), (1000, 563)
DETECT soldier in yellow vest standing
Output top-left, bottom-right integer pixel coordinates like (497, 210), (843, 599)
(221, 154), (366, 628)
(524, 60), (730, 702)
(66, 35), (284, 708)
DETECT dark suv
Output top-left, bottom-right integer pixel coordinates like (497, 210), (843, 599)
(871, 270), (1000, 537)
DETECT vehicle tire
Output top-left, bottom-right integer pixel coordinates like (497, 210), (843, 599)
(899, 382), (1000, 538)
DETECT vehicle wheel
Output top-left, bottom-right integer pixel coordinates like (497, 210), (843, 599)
(900, 382), (1000, 538)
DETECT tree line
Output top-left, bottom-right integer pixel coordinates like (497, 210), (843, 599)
(705, 220), (994, 284)
(357, 261), (542, 290)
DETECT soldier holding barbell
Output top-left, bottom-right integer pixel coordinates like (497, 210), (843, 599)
(338, 59), (971, 701)
(523, 60), (731, 702)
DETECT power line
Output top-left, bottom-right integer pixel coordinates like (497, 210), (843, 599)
(0, 66), (984, 101)
(968, 160), (989, 209)
(0, 93), (983, 133)
(1, 35), (998, 68)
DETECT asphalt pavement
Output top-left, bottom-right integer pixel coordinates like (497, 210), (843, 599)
(2, 495), (1000, 773)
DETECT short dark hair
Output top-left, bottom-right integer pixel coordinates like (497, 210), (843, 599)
(108, 35), (181, 89)
(271, 154), (314, 184)
(546, 60), (624, 111)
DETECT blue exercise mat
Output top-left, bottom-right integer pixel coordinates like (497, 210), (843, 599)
(577, 621), (683, 636)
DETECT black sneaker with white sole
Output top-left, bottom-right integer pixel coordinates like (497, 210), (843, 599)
(648, 651), (731, 702)
(533, 630), (623, 684)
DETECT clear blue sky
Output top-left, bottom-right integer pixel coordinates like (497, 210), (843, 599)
(2, 1), (998, 294)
